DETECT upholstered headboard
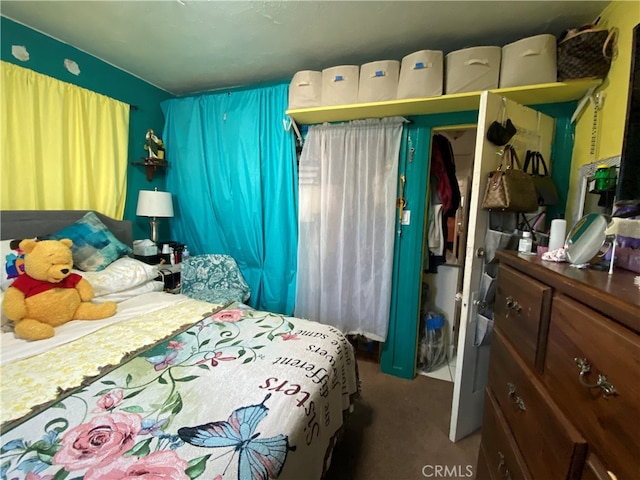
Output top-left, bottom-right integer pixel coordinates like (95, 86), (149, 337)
(0, 210), (133, 247)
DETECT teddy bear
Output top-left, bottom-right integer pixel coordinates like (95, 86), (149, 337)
(2, 238), (117, 340)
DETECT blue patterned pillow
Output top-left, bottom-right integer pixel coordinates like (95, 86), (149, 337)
(41, 212), (132, 271)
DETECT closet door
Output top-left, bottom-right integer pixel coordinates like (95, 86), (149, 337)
(449, 91), (555, 441)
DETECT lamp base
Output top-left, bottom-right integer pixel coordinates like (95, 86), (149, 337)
(149, 217), (160, 244)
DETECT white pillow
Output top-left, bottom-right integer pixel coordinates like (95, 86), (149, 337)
(76, 256), (159, 297)
(93, 280), (164, 303)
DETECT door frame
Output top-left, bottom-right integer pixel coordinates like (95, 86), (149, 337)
(380, 110), (479, 379)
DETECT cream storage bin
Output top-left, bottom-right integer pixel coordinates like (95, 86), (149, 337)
(288, 70), (322, 109)
(397, 50), (443, 99)
(500, 34), (557, 88)
(321, 65), (359, 106)
(445, 46), (501, 94)
(358, 60), (400, 103)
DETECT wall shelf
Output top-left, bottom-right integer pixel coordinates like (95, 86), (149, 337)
(285, 78), (602, 125)
(132, 158), (168, 181)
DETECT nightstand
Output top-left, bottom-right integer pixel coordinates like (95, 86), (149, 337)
(157, 263), (181, 294)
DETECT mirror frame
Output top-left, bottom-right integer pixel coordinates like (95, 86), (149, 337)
(565, 213), (610, 264)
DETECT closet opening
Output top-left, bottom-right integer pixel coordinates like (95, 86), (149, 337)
(417, 125), (477, 383)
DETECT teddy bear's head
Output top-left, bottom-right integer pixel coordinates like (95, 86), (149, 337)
(20, 238), (74, 284)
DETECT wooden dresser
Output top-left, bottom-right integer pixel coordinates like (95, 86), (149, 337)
(476, 250), (640, 480)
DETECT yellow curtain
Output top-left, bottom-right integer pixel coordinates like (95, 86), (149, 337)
(1, 61), (129, 218)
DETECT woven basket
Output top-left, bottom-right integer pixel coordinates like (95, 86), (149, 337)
(557, 28), (616, 81)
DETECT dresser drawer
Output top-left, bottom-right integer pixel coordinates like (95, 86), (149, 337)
(475, 445), (493, 480)
(488, 329), (587, 479)
(543, 293), (640, 480)
(478, 389), (532, 480)
(495, 264), (551, 370)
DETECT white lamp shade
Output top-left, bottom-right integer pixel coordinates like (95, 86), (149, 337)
(136, 190), (174, 217)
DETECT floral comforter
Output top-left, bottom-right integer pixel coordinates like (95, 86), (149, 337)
(0, 303), (359, 480)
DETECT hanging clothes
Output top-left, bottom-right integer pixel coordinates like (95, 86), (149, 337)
(426, 134), (461, 270)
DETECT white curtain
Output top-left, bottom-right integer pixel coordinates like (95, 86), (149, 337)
(294, 118), (403, 341)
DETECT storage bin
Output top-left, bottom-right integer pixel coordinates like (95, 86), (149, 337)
(357, 60), (400, 103)
(397, 50), (443, 99)
(445, 46), (501, 94)
(500, 34), (557, 88)
(321, 65), (359, 106)
(288, 70), (322, 109)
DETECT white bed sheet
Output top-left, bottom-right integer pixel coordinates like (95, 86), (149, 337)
(0, 291), (189, 366)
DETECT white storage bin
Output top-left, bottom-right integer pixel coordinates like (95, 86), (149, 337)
(500, 34), (557, 88)
(321, 65), (359, 106)
(358, 60), (400, 103)
(288, 70), (322, 109)
(397, 50), (443, 99)
(445, 46), (501, 94)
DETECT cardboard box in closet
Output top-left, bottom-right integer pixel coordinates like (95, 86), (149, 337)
(500, 34), (557, 88)
(397, 50), (444, 99)
(288, 70), (322, 109)
(445, 46), (501, 94)
(321, 65), (360, 106)
(358, 60), (400, 103)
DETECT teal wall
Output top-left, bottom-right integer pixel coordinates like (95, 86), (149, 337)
(0, 17), (173, 240)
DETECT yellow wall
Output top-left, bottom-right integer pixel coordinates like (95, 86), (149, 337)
(568, 1), (640, 220)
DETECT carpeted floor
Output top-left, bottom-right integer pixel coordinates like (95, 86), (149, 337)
(325, 358), (481, 480)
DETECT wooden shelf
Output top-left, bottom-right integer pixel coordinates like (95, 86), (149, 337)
(285, 78), (602, 125)
(132, 158), (168, 181)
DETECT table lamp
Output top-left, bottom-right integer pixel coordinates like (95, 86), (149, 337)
(136, 188), (174, 244)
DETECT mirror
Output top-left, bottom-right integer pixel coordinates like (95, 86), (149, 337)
(565, 213), (610, 264)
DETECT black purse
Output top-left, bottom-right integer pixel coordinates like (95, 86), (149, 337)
(486, 118), (517, 146)
(523, 150), (559, 206)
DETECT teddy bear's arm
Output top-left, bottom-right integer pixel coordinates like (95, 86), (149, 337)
(76, 278), (95, 301)
(2, 287), (27, 321)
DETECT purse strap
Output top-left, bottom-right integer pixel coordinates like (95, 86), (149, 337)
(501, 145), (522, 170)
(524, 151), (550, 176)
(523, 150), (534, 174)
(603, 27), (618, 59)
(534, 152), (550, 176)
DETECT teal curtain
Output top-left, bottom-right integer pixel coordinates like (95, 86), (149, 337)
(161, 83), (297, 314)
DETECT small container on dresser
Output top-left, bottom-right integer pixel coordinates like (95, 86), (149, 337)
(476, 251), (640, 480)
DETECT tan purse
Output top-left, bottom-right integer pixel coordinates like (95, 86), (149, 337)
(482, 145), (539, 213)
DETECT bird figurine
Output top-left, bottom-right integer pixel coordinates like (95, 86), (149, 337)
(144, 129), (164, 160)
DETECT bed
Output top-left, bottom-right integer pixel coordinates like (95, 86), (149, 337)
(0, 210), (359, 480)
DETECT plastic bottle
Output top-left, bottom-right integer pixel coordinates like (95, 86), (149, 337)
(518, 231), (533, 254)
(182, 246), (190, 260)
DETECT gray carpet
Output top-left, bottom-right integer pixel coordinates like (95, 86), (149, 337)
(326, 358), (481, 480)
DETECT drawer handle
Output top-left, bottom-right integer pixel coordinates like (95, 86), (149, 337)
(505, 296), (522, 316)
(497, 451), (513, 479)
(507, 382), (526, 412)
(574, 358), (618, 399)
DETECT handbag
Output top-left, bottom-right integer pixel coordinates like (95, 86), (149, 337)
(557, 26), (617, 81)
(523, 150), (559, 206)
(482, 145), (539, 213)
(486, 118), (517, 146)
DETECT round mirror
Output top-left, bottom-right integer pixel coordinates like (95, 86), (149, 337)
(565, 213), (609, 264)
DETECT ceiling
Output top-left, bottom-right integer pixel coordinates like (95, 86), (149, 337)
(1, 1), (610, 96)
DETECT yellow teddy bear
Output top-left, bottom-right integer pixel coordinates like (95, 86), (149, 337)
(2, 238), (117, 340)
